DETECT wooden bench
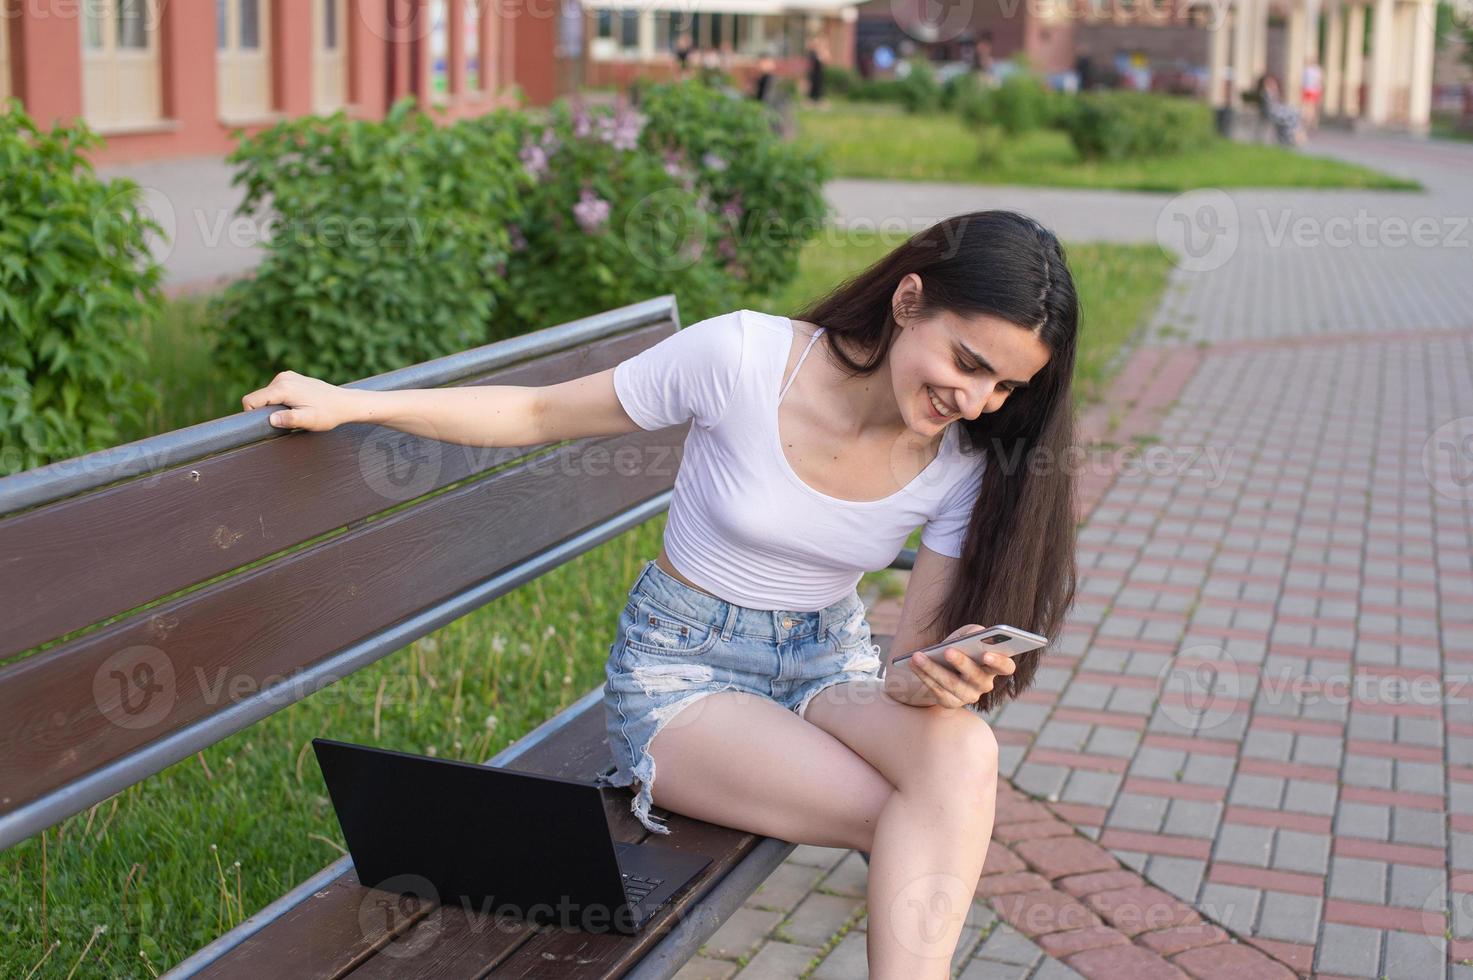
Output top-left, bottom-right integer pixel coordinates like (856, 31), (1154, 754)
(0, 294), (912, 978)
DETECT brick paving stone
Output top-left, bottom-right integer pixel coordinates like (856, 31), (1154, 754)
(1057, 869), (1146, 897)
(1169, 938), (1298, 978)
(994, 818), (1078, 845)
(958, 959), (1033, 980)
(673, 955), (740, 980)
(1312, 923), (1383, 976)
(991, 888), (1105, 938)
(1136, 922), (1231, 957)
(1383, 928), (1447, 979)
(809, 931), (866, 980)
(972, 921), (1046, 966)
(782, 892), (864, 948)
(1013, 835), (1122, 879)
(976, 871), (1055, 898)
(817, 850), (868, 898)
(1036, 924), (1132, 957)
(743, 862), (825, 914)
(788, 845), (850, 870)
(704, 907), (784, 961)
(982, 843), (1028, 877)
(1253, 890), (1322, 944)
(1032, 959), (1088, 980)
(1082, 884), (1202, 937)
(730, 939), (823, 979)
(1066, 942), (1189, 978)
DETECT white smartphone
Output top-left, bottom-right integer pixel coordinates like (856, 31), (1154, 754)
(889, 625), (1048, 671)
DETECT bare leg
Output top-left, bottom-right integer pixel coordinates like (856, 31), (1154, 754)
(641, 690), (895, 850)
(802, 680), (1000, 979)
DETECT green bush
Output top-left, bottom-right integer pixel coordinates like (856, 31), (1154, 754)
(894, 59), (943, 114)
(822, 64), (860, 98)
(845, 77), (908, 104)
(0, 98), (164, 476)
(941, 70), (981, 112)
(1059, 90), (1217, 160)
(475, 95), (736, 339)
(209, 97), (526, 388)
(960, 70), (1067, 134)
(633, 77), (830, 303)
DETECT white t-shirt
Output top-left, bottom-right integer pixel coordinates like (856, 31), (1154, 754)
(613, 308), (986, 610)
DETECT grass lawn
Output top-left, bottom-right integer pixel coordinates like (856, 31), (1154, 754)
(798, 101), (1421, 191)
(3, 230), (1174, 977)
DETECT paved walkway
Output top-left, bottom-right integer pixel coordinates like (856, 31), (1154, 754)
(675, 132), (1473, 979)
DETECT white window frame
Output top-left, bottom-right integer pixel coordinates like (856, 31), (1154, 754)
(313, 0), (349, 112)
(218, 0), (274, 121)
(82, 0), (164, 129)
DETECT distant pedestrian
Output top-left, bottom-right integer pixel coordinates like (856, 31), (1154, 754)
(806, 37), (829, 107)
(1300, 55), (1323, 133)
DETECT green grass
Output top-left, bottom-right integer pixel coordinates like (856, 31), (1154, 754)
(1, 230), (1173, 977)
(798, 101), (1421, 191)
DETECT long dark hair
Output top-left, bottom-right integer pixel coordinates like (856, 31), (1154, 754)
(791, 210), (1080, 712)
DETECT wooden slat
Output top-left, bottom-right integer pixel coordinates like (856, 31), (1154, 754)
(0, 428), (685, 822)
(0, 323), (675, 661)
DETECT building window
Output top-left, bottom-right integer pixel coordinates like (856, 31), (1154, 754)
(81, 0), (163, 127)
(590, 6), (644, 60)
(218, 0), (273, 119)
(314, 0), (349, 112)
(429, 0), (449, 101)
(465, 0), (482, 91)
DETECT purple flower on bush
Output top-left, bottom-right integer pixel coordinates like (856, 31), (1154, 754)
(519, 142), (548, 179)
(538, 127), (561, 155)
(717, 237), (738, 260)
(702, 152), (728, 172)
(572, 101), (594, 139)
(573, 186), (611, 234)
(507, 224), (527, 252)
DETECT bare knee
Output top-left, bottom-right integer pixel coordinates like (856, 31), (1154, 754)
(897, 709), (1000, 808)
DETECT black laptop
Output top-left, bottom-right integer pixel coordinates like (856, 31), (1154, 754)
(312, 737), (713, 936)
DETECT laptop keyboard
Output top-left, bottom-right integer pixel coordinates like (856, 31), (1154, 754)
(621, 871), (663, 904)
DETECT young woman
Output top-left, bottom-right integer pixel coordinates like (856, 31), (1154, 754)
(240, 209), (1080, 977)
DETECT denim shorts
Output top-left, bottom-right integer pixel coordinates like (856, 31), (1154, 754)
(594, 559), (885, 836)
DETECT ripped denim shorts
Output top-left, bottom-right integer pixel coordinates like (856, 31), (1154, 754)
(594, 558), (885, 836)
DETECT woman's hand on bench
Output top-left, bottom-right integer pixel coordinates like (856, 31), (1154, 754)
(242, 370), (359, 432)
(882, 624), (1016, 710)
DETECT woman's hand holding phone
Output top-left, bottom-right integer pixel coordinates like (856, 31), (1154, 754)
(890, 624), (1018, 709)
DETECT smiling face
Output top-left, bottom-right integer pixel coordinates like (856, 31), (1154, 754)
(887, 273), (1053, 437)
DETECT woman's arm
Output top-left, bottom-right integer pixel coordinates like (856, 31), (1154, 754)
(240, 366), (642, 447)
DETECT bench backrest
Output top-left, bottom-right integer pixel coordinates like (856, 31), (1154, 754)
(0, 295), (687, 852)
